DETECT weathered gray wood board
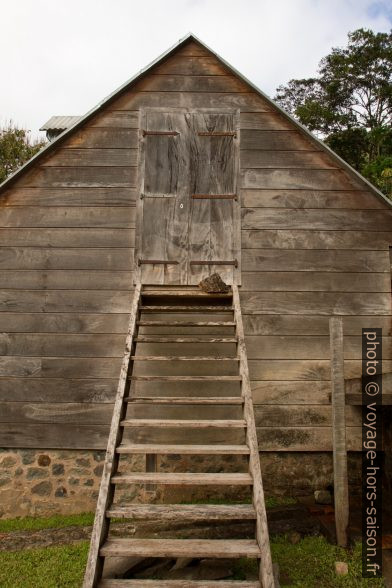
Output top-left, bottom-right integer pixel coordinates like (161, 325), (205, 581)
(0, 37), (391, 451)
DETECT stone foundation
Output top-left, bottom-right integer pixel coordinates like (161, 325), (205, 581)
(0, 448), (362, 518)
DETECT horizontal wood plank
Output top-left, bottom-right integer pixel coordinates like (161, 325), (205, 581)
(240, 130), (315, 151)
(241, 208), (392, 231)
(0, 270), (134, 290)
(243, 315), (392, 336)
(135, 74), (249, 93)
(0, 248), (134, 270)
(241, 229), (392, 250)
(0, 378), (116, 402)
(242, 249), (388, 273)
(240, 292), (391, 315)
(0, 333), (125, 357)
(88, 110), (139, 128)
(240, 189), (386, 209)
(242, 169), (356, 191)
(240, 112), (293, 130)
(240, 150), (338, 169)
(113, 91), (270, 111)
(19, 167), (137, 188)
(64, 128), (138, 148)
(0, 356), (122, 378)
(42, 148), (138, 167)
(2, 188), (137, 207)
(241, 271), (390, 292)
(0, 228), (135, 247)
(0, 207), (136, 228)
(0, 313), (130, 333)
(0, 290), (133, 313)
(256, 426), (361, 451)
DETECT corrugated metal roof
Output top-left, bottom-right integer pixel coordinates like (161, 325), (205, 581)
(0, 33), (391, 208)
(40, 116), (82, 131)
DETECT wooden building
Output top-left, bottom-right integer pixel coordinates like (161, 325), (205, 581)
(0, 34), (391, 515)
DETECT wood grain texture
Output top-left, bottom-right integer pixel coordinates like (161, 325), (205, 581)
(240, 292), (391, 315)
(241, 229), (392, 250)
(18, 167), (137, 188)
(0, 228), (134, 247)
(240, 189), (387, 209)
(135, 74), (249, 93)
(152, 55), (229, 76)
(240, 150), (338, 169)
(0, 207), (136, 228)
(0, 290), (133, 313)
(243, 315), (392, 336)
(241, 208), (392, 231)
(240, 130), (314, 151)
(0, 248), (133, 270)
(256, 426), (361, 451)
(0, 313), (130, 333)
(42, 148), (138, 167)
(65, 128), (138, 149)
(0, 378), (116, 402)
(0, 333), (125, 357)
(242, 249), (388, 273)
(0, 270), (134, 290)
(241, 271), (390, 292)
(113, 91), (270, 111)
(2, 188), (137, 207)
(88, 110), (139, 128)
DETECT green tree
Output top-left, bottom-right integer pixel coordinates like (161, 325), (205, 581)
(0, 122), (47, 184)
(274, 29), (392, 197)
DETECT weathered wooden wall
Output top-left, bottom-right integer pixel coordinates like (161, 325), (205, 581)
(0, 39), (391, 451)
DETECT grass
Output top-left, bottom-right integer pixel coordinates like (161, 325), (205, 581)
(0, 542), (89, 588)
(0, 512), (95, 533)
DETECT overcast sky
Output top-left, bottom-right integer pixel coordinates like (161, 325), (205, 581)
(1, 0), (391, 140)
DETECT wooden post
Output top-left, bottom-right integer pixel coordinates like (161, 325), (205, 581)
(329, 317), (349, 547)
(83, 284), (142, 588)
(232, 286), (275, 588)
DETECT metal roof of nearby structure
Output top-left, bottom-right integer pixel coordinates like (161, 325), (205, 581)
(0, 33), (391, 208)
(40, 116), (82, 131)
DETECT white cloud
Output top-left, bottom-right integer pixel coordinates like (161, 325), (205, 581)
(0, 0), (390, 138)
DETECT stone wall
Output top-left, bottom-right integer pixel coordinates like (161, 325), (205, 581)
(0, 448), (362, 518)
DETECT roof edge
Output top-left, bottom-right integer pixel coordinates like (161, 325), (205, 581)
(1, 32), (390, 209)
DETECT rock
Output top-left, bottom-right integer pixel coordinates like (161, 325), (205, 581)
(198, 273), (230, 293)
(31, 481), (52, 496)
(52, 463), (65, 475)
(26, 467), (49, 480)
(288, 531), (301, 544)
(94, 464), (104, 476)
(84, 479), (94, 487)
(55, 486), (67, 498)
(0, 455), (17, 467)
(335, 561), (348, 575)
(314, 490), (332, 504)
(76, 458), (90, 467)
(20, 450), (35, 465)
(38, 454), (51, 467)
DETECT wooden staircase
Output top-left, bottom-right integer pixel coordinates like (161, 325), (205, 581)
(83, 284), (275, 588)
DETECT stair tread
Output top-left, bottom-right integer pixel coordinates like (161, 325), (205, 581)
(120, 419), (246, 428)
(142, 290), (232, 298)
(99, 538), (260, 558)
(129, 376), (241, 381)
(135, 336), (237, 342)
(100, 581), (260, 587)
(129, 356), (238, 361)
(141, 305), (233, 311)
(125, 396), (243, 404)
(106, 504), (256, 520)
(116, 444), (250, 455)
(137, 321), (235, 326)
(112, 473), (253, 485)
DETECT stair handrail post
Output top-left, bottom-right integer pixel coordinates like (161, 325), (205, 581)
(83, 283), (142, 588)
(232, 285), (276, 588)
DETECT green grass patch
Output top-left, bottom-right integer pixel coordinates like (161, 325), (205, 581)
(0, 542), (89, 588)
(0, 512), (94, 533)
(270, 535), (385, 587)
(265, 496), (297, 508)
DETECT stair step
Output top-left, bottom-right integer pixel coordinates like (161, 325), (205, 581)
(100, 538), (259, 558)
(125, 396), (243, 404)
(116, 444), (250, 455)
(130, 356), (238, 361)
(106, 504), (255, 521)
(137, 321), (235, 326)
(112, 472), (253, 485)
(129, 376), (241, 381)
(142, 289), (232, 298)
(120, 419), (246, 428)
(141, 305), (233, 312)
(135, 336), (237, 343)
(100, 581), (260, 587)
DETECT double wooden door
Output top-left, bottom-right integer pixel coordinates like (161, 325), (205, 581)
(135, 109), (240, 285)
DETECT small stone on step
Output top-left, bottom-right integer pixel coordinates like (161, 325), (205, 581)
(335, 561), (348, 575)
(314, 489), (332, 505)
(198, 273), (230, 293)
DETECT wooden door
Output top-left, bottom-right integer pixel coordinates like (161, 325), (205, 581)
(136, 109), (240, 285)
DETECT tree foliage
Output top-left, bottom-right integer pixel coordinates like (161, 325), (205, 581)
(0, 122), (47, 184)
(274, 29), (392, 197)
